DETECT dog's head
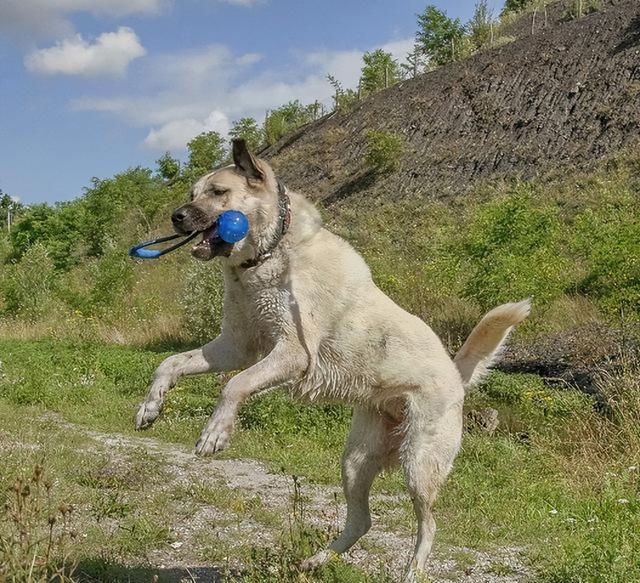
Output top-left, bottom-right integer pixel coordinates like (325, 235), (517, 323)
(172, 139), (279, 262)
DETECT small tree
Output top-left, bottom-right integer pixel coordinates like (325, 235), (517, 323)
(416, 5), (466, 66)
(0, 190), (23, 231)
(229, 117), (264, 152)
(327, 74), (359, 112)
(187, 131), (226, 174)
(502, 0), (534, 15)
(156, 152), (180, 181)
(401, 44), (429, 78)
(468, 0), (495, 50)
(360, 49), (401, 96)
(264, 101), (316, 145)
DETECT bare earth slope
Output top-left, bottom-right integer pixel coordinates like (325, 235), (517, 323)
(264, 0), (640, 202)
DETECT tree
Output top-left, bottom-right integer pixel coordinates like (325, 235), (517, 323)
(0, 189), (23, 231)
(156, 152), (180, 181)
(264, 101), (317, 146)
(468, 0), (495, 50)
(416, 5), (466, 66)
(502, 0), (534, 14)
(187, 131), (226, 173)
(326, 74), (359, 112)
(360, 49), (401, 96)
(229, 117), (265, 152)
(401, 44), (429, 78)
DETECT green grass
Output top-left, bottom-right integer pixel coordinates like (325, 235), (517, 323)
(0, 338), (639, 582)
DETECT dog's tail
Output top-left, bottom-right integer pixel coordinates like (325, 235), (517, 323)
(454, 299), (531, 393)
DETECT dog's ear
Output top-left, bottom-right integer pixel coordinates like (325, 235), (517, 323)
(232, 139), (264, 181)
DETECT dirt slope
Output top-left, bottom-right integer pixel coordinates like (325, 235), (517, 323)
(264, 0), (640, 202)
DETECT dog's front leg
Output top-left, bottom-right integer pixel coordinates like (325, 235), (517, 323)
(136, 333), (251, 430)
(195, 342), (307, 456)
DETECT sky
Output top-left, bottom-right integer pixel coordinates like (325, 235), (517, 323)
(0, 0), (504, 205)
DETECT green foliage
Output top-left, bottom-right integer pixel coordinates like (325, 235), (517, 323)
(501, 0), (534, 15)
(1, 243), (57, 320)
(364, 130), (405, 175)
(0, 190), (22, 230)
(229, 117), (265, 152)
(155, 152), (180, 181)
(468, 0), (495, 50)
(264, 100), (320, 146)
(564, 0), (602, 20)
(187, 131), (227, 174)
(180, 259), (225, 343)
(570, 196), (640, 317)
(326, 74), (359, 113)
(360, 49), (401, 96)
(416, 5), (467, 66)
(83, 168), (166, 258)
(400, 44), (428, 79)
(10, 203), (87, 270)
(453, 188), (568, 309)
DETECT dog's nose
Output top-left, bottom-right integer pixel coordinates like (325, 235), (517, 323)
(172, 208), (187, 226)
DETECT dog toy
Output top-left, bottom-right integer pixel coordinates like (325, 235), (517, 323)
(129, 210), (249, 259)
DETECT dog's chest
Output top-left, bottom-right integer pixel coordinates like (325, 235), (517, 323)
(229, 274), (290, 343)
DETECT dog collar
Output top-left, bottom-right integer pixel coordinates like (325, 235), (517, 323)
(240, 179), (291, 269)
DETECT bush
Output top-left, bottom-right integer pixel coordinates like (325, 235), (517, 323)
(569, 198), (640, 319)
(364, 130), (405, 175)
(453, 188), (569, 309)
(1, 243), (57, 320)
(180, 260), (225, 343)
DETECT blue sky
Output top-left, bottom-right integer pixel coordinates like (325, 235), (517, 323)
(0, 1), (503, 204)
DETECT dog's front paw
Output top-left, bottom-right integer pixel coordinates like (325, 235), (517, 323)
(300, 550), (335, 571)
(195, 421), (232, 456)
(136, 400), (162, 430)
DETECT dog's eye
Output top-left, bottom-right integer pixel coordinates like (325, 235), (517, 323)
(212, 188), (228, 197)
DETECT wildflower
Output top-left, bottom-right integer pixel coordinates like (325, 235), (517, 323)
(549, 509), (558, 515)
(628, 466), (637, 472)
(565, 517), (576, 523)
(617, 499), (629, 504)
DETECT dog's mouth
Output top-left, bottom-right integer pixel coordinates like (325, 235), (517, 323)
(191, 222), (234, 261)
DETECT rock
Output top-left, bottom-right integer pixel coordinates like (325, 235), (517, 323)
(465, 408), (500, 435)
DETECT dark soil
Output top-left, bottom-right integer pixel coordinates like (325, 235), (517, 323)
(264, 0), (640, 203)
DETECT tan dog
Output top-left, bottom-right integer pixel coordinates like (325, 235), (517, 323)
(136, 139), (530, 581)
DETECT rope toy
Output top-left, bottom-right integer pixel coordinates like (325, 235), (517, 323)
(129, 210), (249, 259)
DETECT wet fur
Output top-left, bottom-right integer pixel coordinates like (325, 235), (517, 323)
(136, 140), (530, 581)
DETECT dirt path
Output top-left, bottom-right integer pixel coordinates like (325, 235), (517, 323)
(56, 419), (531, 582)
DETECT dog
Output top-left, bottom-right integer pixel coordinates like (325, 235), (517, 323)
(136, 139), (530, 580)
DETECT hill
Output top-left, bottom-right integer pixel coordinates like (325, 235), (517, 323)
(265, 0), (640, 202)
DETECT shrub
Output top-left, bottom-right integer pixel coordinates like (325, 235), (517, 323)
(364, 130), (405, 175)
(1, 243), (57, 320)
(452, 187), (569, 309)
(264, 101), (319, 146)
(180, 259), (225, 343)
(569, 198), (640, 319)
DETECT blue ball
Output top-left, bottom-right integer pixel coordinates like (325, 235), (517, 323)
(217, 210), (249, 243)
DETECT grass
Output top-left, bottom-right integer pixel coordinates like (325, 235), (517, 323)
(0, 338), (638, 581)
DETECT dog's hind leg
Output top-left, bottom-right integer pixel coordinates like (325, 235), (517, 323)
(301, 407), (391, 571)
(401, 390), (463, 582)
(136, 334), (252, 430)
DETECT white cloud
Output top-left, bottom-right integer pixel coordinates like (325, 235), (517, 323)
(25, 27), (146, 77)
(71, 37), (414, 150)
(143, 110), (231, 150)
(0, 0), (166, 41)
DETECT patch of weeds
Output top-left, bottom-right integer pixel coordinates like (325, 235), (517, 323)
(111, 515), (173, 556)
(364, 130), (405, 175)
(0, 464), (78, 582)
(486, 561), (517, 576)
(91, 491), (132, 522)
